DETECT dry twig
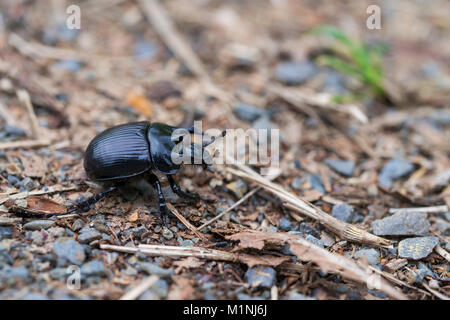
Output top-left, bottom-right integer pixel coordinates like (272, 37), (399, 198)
(100, 244), (289, 268)
(226, 229), (406, 300)
(224, 157), (391, 247)
(166, 203), (204, 240)
(120, 275), (159, 300)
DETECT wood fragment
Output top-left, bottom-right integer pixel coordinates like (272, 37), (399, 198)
(119, 275), (159, 300)
(388, 205), (449, 214)
(16, 89), (40, 139)
(166, 203), (204, 240)
(224, 160), (391, 247)
(0, 139), (50, 150)
(422, 282), (449, 300)
(198, 188), (260, 230)
(100, 244), (289, 268)
(0, 185), (78, 205)
(226, 230), (406, 299)
(434, 245), (450, 263)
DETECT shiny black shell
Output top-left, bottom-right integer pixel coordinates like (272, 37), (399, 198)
(84, 121), (181, 182)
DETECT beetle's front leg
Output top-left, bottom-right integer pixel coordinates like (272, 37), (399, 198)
(149, 174), (171, 226)
(167, 175), (200, 203)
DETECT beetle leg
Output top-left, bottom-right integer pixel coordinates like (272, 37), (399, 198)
(75, 186), (117, 212)
(167, 175), (200, 203)
(48, 186), (117, 216)
(149, 175), (171, 226)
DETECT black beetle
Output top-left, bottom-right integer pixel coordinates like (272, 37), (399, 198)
(56, 121), (224, 221)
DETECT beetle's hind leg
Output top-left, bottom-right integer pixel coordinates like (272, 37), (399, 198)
(167, 175), (200, 203)
(48, 186), (117, 216)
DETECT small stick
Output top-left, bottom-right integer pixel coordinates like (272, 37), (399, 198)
(422, 282), (449, 300)
(166, 203), (204, 240)
(100, 244), (237, 261)
(0, 139), (50, 150)
(139, 0), (209, 81)
(434, 245), (450, 263)
(198, 188), (260, 230)
(0, 185), (78, 204)
(369, 266), (430, 296)
(16, 89), (40, 139)
(388, 205), (449, 214)
(119, 275), (159, 300)
(225, 164), (391, 247)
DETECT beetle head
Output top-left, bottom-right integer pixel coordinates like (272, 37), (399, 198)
(149, 123), (225, 174)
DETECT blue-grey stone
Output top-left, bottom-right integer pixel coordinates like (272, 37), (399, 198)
(279, 218), (292, 231)
(354, 248), (380, 265)
(53, 238), (85, 265)
(306, 174), (325, 194)
(322, 70), (347, 94)
(23, 220), (55, 230)
(291, 177), (302, 191)
(140, 279), (169, 300)
(233, 102), (266, 122)
(4, 124), (26, 137)
(181, 239), (194, 247)
(81, 260), (107, 277)
(305, 234), (324, 248)
(275, 61), (317, 85)
(124, 226), (148, 238)
(245, 266), (276, 288)
(0, 226), (12, 240)
(134, 40), (158, 61)
(331, 203), (354, 223)
(0, 265), (29, 279)
(54, 59), (81, 72)
(325, 159), (355, 177)
(378, 158), (414, 188)
(139, 262), (173, 278)
(372, 211), (429, 236)
(78, 229), (102, 244)
(7, 175), (20, 186)
(19, 177), (35, 191)
(398, 237), (439, 260)
(49, 268), (68, 280)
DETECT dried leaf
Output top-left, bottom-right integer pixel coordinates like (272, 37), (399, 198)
(21, 155), (47, 178)
(173, 257), (205, 269)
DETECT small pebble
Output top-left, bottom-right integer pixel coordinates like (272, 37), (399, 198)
(226, 180), (248, 198)
(275, 61), (316, 85)
(398, 237), (439, 260)
(372, 211), (430, 236)
(325, 159), (355, 177)
(139, 262), (174, 278)
(81, 260), (107, 277)
(233, 102), (266, 122)
(78, 229), (102, 244)
(378, 158), (414, 188)
(354, 248), (380, 265)
(245, 266), (276, 289)
(279, 218), (292, 231)
(23, 220), (55, 231)
(291, 177), (302, 191)
(162, 228), (174, 240)
(331, 203), (354, 223)
(53, 238), (85, 266)
(305, 234), (324, 248)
